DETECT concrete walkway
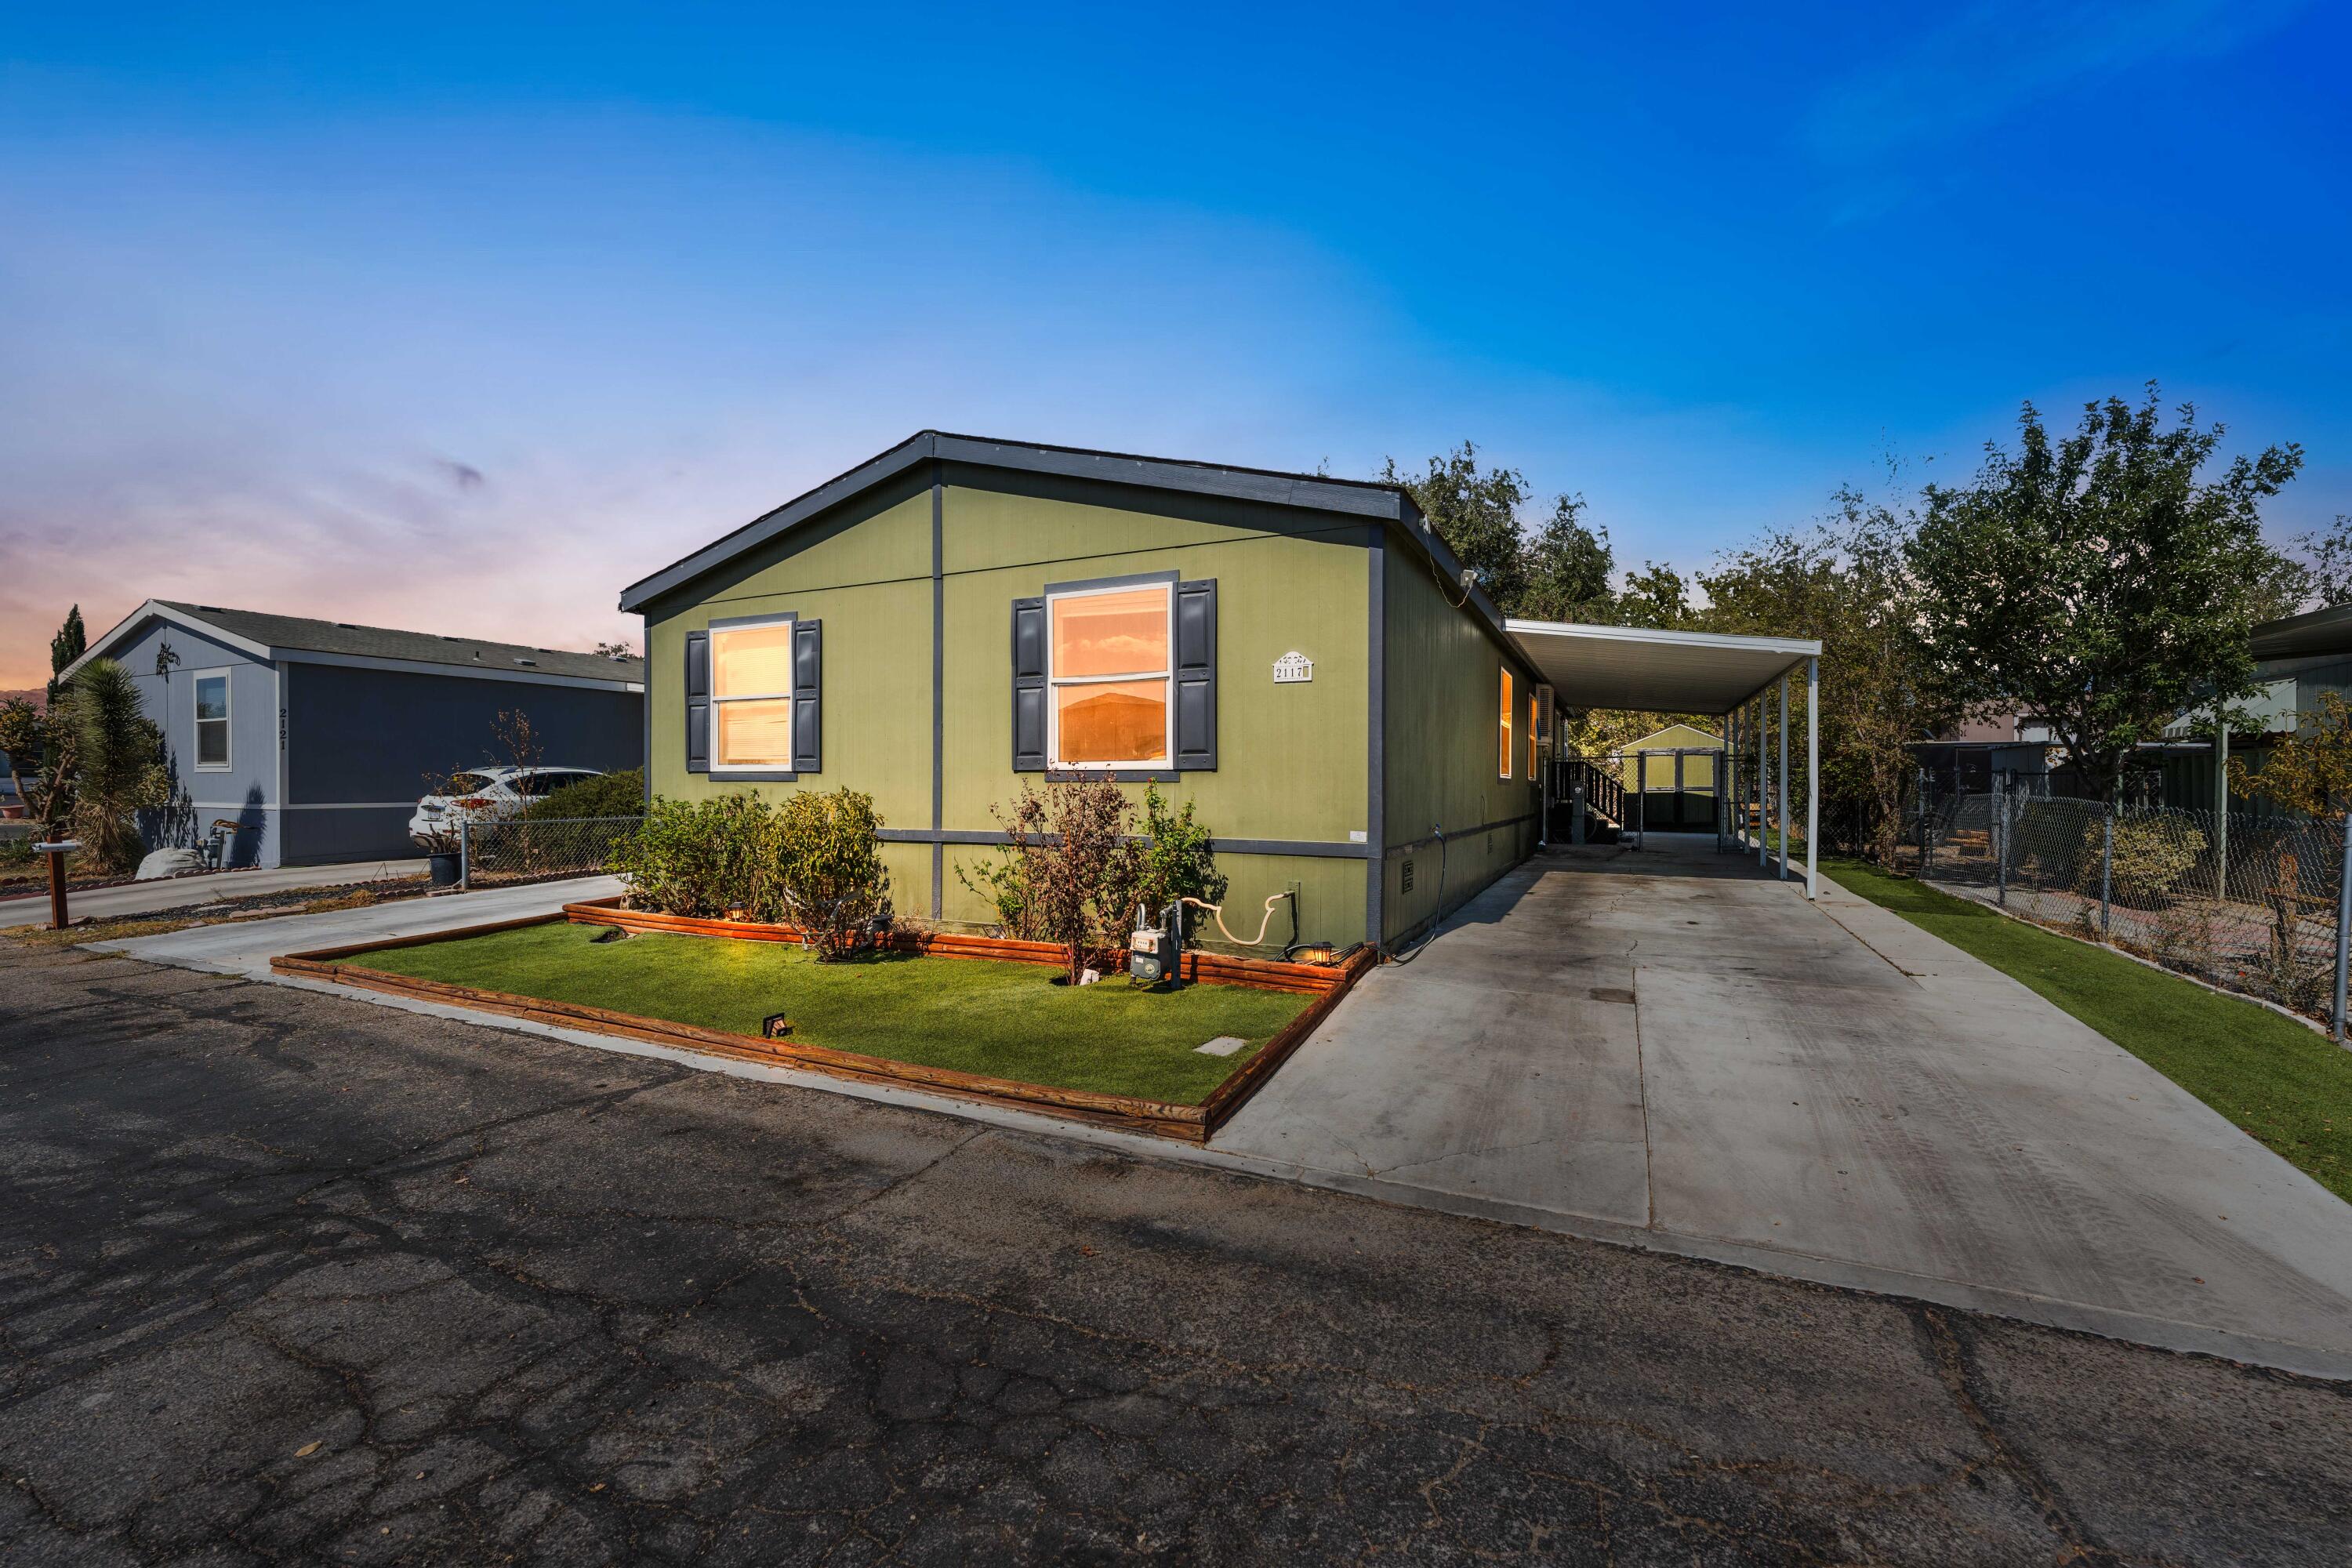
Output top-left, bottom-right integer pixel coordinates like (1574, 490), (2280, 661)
(1217, 834), (2352, 1375)
(0, 857), (428, 930)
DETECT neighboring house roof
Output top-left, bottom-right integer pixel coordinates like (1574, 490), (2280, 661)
(2252, 602), (2352, 663)
(60, 601), (644, 693)
(616, 429), (1513, 639)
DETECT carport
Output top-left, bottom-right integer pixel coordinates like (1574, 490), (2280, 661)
(1508, 619), (1824, 895)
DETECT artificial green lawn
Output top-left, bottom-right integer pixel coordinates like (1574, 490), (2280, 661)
(351, 922), (1312, 1105)
(1824, 857), (2352, 1203)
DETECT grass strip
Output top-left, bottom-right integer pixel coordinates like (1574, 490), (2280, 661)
(349, 921), (1311, 1105)
(1824, 857), (2352, 1204)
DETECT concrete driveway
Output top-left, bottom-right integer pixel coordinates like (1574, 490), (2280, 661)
(1216, 834), (2352, 1375)
(0, 857), (427, 930)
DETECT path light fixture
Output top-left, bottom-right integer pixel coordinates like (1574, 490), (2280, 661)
(33, 840), (79, 931)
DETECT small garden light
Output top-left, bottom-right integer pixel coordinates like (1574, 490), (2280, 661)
(761, 1014), (795, 1040)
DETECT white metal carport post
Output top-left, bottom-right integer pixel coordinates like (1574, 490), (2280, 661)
(1777, 675), (1791, 880)
(1756, 691), (1768, 868)
(1805, 656), (1819, 900)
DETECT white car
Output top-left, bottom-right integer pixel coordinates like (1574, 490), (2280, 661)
(408, 766), (604, 840)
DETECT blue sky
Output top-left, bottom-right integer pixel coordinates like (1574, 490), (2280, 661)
(3, 2), (2346, 684)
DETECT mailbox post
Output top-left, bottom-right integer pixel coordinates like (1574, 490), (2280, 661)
(34, 840), (79, 931)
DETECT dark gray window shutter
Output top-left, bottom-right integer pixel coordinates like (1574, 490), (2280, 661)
(1011, 597), (1046, 771)
(1174, 579), (1217, 771)
(791, 619), (822, 775)
(684, 630), (710, 774)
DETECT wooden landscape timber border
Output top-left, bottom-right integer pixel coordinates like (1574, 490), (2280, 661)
(270, 906), (1375, 1143)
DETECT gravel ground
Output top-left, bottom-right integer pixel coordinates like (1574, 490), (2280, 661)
(2, 940), (2349, 1565)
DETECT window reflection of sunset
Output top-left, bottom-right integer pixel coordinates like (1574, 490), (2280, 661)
(1051, 587), (1168, 677)
(1054, 681), (1168, 764)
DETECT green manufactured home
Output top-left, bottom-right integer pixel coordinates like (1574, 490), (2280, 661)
(619, 432), (1556, 953)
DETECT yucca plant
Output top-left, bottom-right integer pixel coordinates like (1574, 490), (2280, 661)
(67, 659), (169, 873)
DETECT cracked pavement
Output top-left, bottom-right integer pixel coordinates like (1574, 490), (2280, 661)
(2, 942), (2350, 1564)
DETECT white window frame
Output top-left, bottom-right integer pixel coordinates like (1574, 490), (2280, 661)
(1499, 668), (1514, 780)
(193, 667), (232, 772)
(708, 615), (796, 775)
(1045, 579), (1176, 773)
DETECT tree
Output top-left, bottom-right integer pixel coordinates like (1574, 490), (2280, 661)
(1700, 488), (1961, 867)
(593, 640), (637, 660)
(1517, 494), (1617, 623)
(66, 658), (169, 873)
(45, 605), (85, 710)
(0, 696), (74, 840)
(965, 779), (1142, 983)
(1909, 387), (2302, 804)
(1381, 442), (1531, 611)
(2229, 692), (2352, 818)
(1616, 562), (1691, 630)
(2295, 514), (2352, 610)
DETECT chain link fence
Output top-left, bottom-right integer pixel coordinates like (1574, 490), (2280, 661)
(1916, 788), (2350, 1025)
(460, 815), (640, 887)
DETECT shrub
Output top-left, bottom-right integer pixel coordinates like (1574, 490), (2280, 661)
(1136, 784), (1227, 933)
(964, 778), (1142, 984)
(2076, 813), (2207, 907)
(609, 794), (778, 919)
(771, 789), (891, 960)
(524, 768), (644, 821)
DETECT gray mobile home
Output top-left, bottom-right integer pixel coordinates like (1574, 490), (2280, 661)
(60, 601), (644, 866)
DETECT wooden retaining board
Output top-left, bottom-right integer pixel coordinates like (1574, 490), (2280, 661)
(270, 909), (1374, 1143)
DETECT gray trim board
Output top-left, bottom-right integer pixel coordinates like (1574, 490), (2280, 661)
(1366, 531), (1385, 949)
(641, 613), (653, 809)
(278, 648), (642, 694)
(931, 468), (945, 919)
(875, 826), (1370, 858)
(1040, 568), (1181, 597)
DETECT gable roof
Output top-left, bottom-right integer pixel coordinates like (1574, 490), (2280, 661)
(62, 601), (644, 691)
(617, 429), (1489, 619)
(1621, 721), (1724, 751)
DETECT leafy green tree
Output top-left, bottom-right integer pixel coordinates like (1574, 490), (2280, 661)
(2294, 514), (2352, 610)
(66, 658), (169, 872)
(1909, 387), (2303, 804)
(1517, 494), (1618, 622)
(1700, 488), (1959, 866)
(1616, 562), (1691, 630)
(1381, 442), (1531, 611)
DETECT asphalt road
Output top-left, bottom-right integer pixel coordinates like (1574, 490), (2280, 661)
(3, 942), (2350, 1565)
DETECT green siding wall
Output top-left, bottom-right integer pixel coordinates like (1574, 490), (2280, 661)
(645, 469), (1373, 952)
(1379, 548), (1544, 943)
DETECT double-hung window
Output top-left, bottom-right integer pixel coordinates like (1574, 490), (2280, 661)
(1498, 669), (1514, 779)
(710, 618), (796, 772)
(194, 672), (230, 770)
(1048, 582), (1174, 770)
(1528, 692), (1539, 782)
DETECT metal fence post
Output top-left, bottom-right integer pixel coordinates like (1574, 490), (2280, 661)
(2098, 804), (2114, 935)
(459, 815), (471, 893)
(1995, 779), (2009, 907)
(2334, 810), (2351, 1046)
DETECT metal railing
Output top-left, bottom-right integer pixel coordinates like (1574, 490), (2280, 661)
(459, 815), (641, 888)
(1918, 786), (2352, 1034)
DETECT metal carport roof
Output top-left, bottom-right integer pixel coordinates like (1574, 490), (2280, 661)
(1504, 619), (1821, 716)
(1506, 618), (1826, 899)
